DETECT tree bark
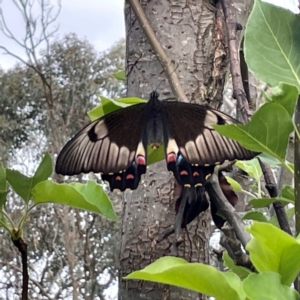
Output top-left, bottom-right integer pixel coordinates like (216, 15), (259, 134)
(119, 0), (252, 299)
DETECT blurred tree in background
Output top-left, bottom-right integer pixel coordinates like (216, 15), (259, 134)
(0, 0), (125, 298)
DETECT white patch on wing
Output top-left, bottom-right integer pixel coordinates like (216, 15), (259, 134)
(185, 140), (199, 162)
(109, 142), (120, 170)
(118, 146), (130, 169)
(166, 138), (179, 155)
(94, 120), (109, 139)
(204, 110), (219, 125)
(136, 141), (146, 157)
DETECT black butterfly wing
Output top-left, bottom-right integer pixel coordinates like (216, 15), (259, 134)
(163, 102), (256, 186)
(55, 103), (148, 191)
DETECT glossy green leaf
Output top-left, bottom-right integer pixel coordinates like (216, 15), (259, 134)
(116, 97), (146, 104)
(249, 197), (290, 208)
(32, 180), (117, 220)
(222, 252), (252, 279)
(113, 70), (126, 81)
(70, 181), (117, 220)
(245, 0), (300, 90)
(224, 177), (242, 191)
(87, 96), (146, 120)
(6, 154), (53, 203)
(102, 96), (146, 114)
(242, 211), (268, 222)
(247, 222), (300, 285)
(32, 153), (53, 187)
(6, 169), (32, 203)
(214, 103), (294, 162)
(125, 256), (245, 300)
(268, 83), (298, 117)
(243, 272), (299, 300)
(101, 96), (131, 114)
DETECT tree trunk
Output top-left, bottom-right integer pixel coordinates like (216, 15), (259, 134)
(119, 0), (252, 299)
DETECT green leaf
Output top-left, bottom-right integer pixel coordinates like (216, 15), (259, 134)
(242, 211), (268, 222)
(101, 96), (130, 115)
(224, 177), (242, 191)
(257, 152), (282, 166)
(32, 153), (53, 187)
(147, 144), (164, 165)
(280, 185), (294, 202)
(250, 198), (275, 208)
(222, 252), (252, 279)
(70, 181), (117, 220)
(116, 97), (146, 104)
(113, 70), (126, 81)
(87, 104), (104, 121)
(214, 102), (294, 162)
(87, 96), (146, 120)
(0, 190), (7, 208)
(32, 180), (117, 220)
(250, 185), (294, 208)
(268, 83), (298, 117)
(125, 256), (245, 300)
(6, 154), (53, 203)
(6, 169), (32, 203)
(0, 163), (7, 207)
(245, 0), (300, 90)
(247, 222), (300, 285)
(235, 158), (262, 182)
(243, 272), (299, 300)
(0, 163), (6, 191)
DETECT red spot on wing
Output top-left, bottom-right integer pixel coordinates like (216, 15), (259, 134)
(115, 175), (121, 181)
(180, 170), (188, 176)
(136, 155), (146, 165)
(193, 171), (199, 176)
(126, 174), (134, 180)
(167, 152), (176, 163)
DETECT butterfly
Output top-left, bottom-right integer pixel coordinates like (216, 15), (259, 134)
(56, 91), (256, 191)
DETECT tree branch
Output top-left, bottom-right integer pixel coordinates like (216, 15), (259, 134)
(206, 168), (251, 249)
(128, 0), (189, 103)
(220, 0), (250, 123)
(12, 237), (28, 300)
(257, 158), (292, 235)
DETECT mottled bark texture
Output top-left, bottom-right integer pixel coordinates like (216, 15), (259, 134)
(119, 1), (244, 299)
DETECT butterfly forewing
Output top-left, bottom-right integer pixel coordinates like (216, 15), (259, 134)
(56, 103), (147, 176)
(163, 102), (255, 166)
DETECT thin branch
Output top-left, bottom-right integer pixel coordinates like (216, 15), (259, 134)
(12, 237), (28, 300)
(258, 158), (292, 235)
(220, 225), (254, 270)
(220, 0), (250, 123)
(128, 0), (189, 103)
(206, 168), (251, 249)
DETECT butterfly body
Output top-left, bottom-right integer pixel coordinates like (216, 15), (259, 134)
(56, 92), (256, 191)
